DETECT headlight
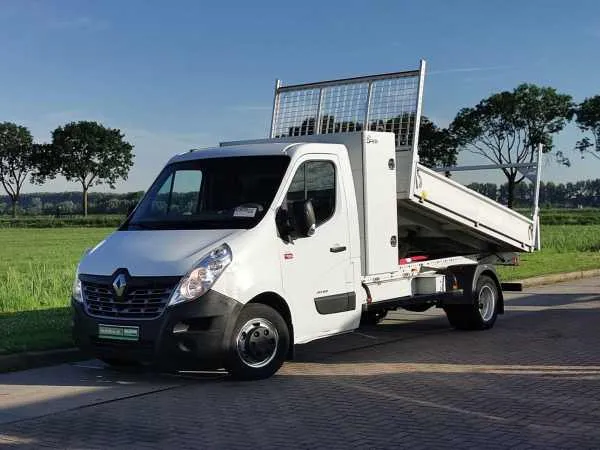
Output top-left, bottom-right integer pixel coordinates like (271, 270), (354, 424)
(72, 248), (91, 303)
(168, 243), (232, 306)
(72, 267), (83, 303)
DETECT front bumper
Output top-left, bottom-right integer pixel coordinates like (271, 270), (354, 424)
(72, 290), (243, 370)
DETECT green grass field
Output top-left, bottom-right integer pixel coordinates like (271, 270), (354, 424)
(497, 225), (600, 280)
(1, 224), (599, 355)
(0, 228), (112, 354)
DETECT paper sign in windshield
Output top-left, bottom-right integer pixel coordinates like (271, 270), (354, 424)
(233, 207), (257, 218)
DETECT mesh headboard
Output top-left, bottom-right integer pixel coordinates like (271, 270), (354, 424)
(270, 60), (426, 152)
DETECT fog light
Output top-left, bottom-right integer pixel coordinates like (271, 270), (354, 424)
(173, 322), (189, 334)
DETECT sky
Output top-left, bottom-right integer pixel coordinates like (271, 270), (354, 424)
(1, 0), (599, 194)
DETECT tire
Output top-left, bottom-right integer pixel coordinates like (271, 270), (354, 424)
(360, 309), (388, 326)
(225, 303), (290, 380)
(444, 275), (499, 330)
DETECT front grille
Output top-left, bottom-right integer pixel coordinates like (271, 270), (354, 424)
(82, 280), (175, 320)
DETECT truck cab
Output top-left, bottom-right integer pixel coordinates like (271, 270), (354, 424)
(72, 142), (365, 379)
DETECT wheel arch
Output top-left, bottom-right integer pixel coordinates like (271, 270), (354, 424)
(446, 264), (504, 314)
(478, 267), (504, 314)
(248, 292), (295, 359)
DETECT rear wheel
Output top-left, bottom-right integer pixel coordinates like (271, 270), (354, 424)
(225, 304), (290, 380)
(444, 275), (499, 330)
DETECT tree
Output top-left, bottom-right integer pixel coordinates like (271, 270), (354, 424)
(574, 95), (600, 161)
(0, 122), (35, 217)
(33, 121), (134, 216)
(417, 116), (458, 171)
(450, 84), (573, 208)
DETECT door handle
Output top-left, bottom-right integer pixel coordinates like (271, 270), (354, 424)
(330, 245), (347, 253)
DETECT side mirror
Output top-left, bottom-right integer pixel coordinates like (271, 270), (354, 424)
(275, 207), (294, 242)
(291, 199), (316, 237)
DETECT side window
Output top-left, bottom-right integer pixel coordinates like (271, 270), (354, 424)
(149, 170), (203, 216)
(150, 173), (173, 215)
(286, 160), (336, 226)
(170, 170), (203, 215)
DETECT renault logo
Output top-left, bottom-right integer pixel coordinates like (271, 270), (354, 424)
(112, 273), (127, 297)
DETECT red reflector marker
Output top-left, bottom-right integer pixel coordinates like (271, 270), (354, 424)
(399, 255), (429, 265)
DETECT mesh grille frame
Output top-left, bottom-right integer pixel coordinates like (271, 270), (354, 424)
(80, 274), (180, 321)
(271, 62), (425, 151)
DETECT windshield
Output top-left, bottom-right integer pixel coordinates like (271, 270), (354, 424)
(122, 155), (290, 230)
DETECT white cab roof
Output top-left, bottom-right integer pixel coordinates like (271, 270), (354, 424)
(167, 141), (345, 165)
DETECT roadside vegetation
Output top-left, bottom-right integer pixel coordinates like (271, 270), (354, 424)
(0, 228), (111, 354)
(497, 225), (600, 280)
(0, 214), (124, 228)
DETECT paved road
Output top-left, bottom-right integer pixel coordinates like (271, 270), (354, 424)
(1, 277), (599, 449)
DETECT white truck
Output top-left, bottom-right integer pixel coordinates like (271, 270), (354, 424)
(71, 61), (539, 379)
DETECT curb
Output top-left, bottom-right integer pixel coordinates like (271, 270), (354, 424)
(2, 269), (600, 374)
(515, 268), (600, 288)
(0, 347), (85, 373)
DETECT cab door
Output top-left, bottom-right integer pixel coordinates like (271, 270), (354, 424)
(278, 156), (360, 343)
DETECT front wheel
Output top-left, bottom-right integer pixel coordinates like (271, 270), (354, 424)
(225, 304), (290, 380)
(444, 275), (499, 330)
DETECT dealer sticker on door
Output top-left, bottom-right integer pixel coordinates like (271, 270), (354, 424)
(98, 324), (139, 341)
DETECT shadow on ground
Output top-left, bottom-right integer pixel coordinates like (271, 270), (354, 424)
(0, 308), (72, 355)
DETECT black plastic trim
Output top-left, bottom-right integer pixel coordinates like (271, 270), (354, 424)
(72, 289), (243, 370)
(314, 292), (356, 314)
(364, 290), (464, 312)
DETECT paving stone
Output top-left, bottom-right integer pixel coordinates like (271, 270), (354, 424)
(0, 277), (599, 449)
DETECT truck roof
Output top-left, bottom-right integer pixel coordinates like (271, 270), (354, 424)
(167, 141), (343, 164)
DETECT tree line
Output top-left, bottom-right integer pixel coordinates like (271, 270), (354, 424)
(0, 121), (133, 217)
(1, 83), (600, 216)
(468, 179), (600, 209)
(0, 191), (143, 216)
(3, 178), (600, 216)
